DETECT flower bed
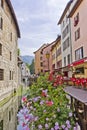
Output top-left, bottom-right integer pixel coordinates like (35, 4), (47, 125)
(17, 73), (79, 130)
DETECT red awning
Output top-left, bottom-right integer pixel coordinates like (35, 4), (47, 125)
(68, 57), (87, 67)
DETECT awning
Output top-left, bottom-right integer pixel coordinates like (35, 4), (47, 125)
(68, 57), (87, 67)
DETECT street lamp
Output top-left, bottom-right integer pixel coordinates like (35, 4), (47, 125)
(46, 51), (50, 71)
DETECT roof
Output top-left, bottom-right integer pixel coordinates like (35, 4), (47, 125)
(42, 40), (56, 52)
(6, 0), (20, 37)
(58, 0), (73, 25)
(51, 35), (61, 51)
(68, 0), (83, 17)
(18, 56), (23, 64)
(33, 44), (47, 54)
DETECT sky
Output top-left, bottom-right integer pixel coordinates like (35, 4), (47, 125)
(11, 0), (69, 56)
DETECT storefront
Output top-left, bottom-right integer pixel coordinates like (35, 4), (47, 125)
(69, 57), (87, 78)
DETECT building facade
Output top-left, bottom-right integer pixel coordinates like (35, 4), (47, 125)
(0, 0), (20, 129)
(42, 41), (55, 72)
(34, 44), (46, 74)
(51, 35), (62, 71)
(68, 0), (87, 78)
(21, 62), (30, 86)
(58, 0), (76, 77)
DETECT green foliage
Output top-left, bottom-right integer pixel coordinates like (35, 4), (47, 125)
(18, 48), (20, 56)
(26, 63), (30, 69)
(27, 74), (76, 129)
(29, 59), (35, 74)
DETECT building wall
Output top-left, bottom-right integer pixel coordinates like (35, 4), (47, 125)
(34, 44), (46, 74)
(56, 39), (62, 69)
(0, 0), (18, 95)
(51, 37), (62, 70)
(0, 96), (19, 130)
(51, 46), (56, 69)
(34, 51), (40, 74)
(71, 1), (87, 61)
(0, 0), (20, 130)
(42, 41), (55, 72)
(60, 10), (72, 67)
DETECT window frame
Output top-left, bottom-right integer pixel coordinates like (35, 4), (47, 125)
(0, 43), (2, 55)
(0, 17), (3, 30)
(75, 47), (83, 61)
(75, 28), (80, 41)
(0, 69), (4, 80)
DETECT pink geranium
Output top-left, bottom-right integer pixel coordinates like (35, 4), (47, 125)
(46, 101), (53, 106)
(22, 97), (27, 102)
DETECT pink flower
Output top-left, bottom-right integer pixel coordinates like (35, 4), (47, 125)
(22, 97), (27, 102)
(46, 101), (53, 106)
(22, 122), (26, 127)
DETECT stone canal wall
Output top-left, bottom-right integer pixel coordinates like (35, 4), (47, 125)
(0, 89), (22, 130)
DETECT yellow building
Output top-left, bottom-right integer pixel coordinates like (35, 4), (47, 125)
(51, 36), (62, 71)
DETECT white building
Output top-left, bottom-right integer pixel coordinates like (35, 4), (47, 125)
(21, 63), (30, 86)
(58, 0), (77, 77)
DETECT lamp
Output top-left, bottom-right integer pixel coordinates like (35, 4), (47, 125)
(46, 51), (50, 71)
(78, 104), (84, 114)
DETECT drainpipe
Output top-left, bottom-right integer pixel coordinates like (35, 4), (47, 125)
(69, 14), (73, 63)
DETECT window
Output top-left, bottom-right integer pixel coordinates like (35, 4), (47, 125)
(74, 13), (79, 27)
(52, 54), (55, 60)
(64, 57), (66, 66)
(0, 0), (3, 8)
(40, 56), (42, 60)
(10, 52), (12, 60)
(0, 69), (4, 80)
(9, 111), (11, 121)
(41, 69), (43, 72)
(75, 47), (83, 61)
(75, 28), (80, 41)
(10, 32), (12, 41)
(40, 62), (43, 67)
(62, 25), (69, 39)
(0, 43), (2, 55)
(0, 120), (3, 130)
(9, 71), (11, 80)
(57, 60), (62, 68)
(75, 67), (84, 74)
(67, 54), (70, 64)
(0, 17), (3, 30)
(63, 37), (69, 51)
(66, 15), (68, 22)
(56, 47), (61, 57)
(12, 71), (13, 80)
(40, 51), (43, 54)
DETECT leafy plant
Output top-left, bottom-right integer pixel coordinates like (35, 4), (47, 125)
(25, 73), (78, 130)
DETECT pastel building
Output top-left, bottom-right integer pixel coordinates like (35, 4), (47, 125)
(42, 41), (55, 72)
(34, 44), (46, 74)
(68, 0), (87, 78)
(58, 0), (76, 77)
(51, 35), (62, 71)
